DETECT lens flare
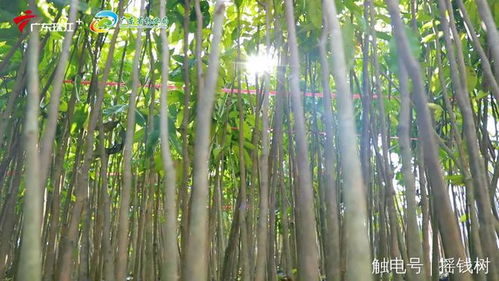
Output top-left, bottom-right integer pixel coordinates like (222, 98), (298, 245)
(245, 53), (277, 76)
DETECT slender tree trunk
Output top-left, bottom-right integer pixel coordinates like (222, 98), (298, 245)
(0, 33), (27, 74)
(159, 0), (179, 279)
(56, 2), (125, 280)
(0, 148), (22, 278)
(283, 1), (321, 280)
(179, 0), (192, 260)
(431, 16), (486, 280)
(455, 0), (499, 101)
(473, 0), (499, 81)
(115, 2), (145, 279)
(0, 58), (27, 149)
(360, 0), (373, 196)
(436, 0), (499, 277)
(323, 0), (373, 280)
(318, 23), (341, 281)
(181, 1), (226, 280)
(385, 0), (472, 280)
(39, 0), (78, 185)
(17, 2), (42, 279)
(417, 148), (432, 280)
(397, 56), (426, 281)
(236, 14), (251, 281)
(254, 1), (272, 280)
(98, 119), (115, 281)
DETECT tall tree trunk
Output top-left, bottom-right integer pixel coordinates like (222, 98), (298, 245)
(254, 1), (272, 280)
(283, 1), (321, 280)
(56, 2), (126, 280)
(236, 11), (251, 281)
(181, 1), (226, 280)
(455, 0), (499, 101)
(318, 23), (341, 281)
(436, 0), (499, 277)
(431, 15), (486, 280)
(385, 0), (472, 280)
(98, 119), (115, 281)
(0, 58), (27, 149)
(179, 0), (193, 260)
(39, 0), (78, 185)
(473, 0), (499, 80)
(17, 2), (42, 279)
(397, 56), (426, 281)
(115, 2), (145, 279)
(323, 0), (373, 280)
(159, 0), (179, 279)
(0, 143), (22, 278)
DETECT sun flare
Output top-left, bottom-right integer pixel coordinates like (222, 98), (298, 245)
(245, 53), (277, 76)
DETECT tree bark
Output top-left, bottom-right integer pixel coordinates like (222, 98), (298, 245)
(318, 23), (341, 281)
(473, 0), (499, 81)
(323, 0), (373, 280)
(159, 0), (179, 279)
(56, 2), (126, 280)
(17, 2), (42, 279)
(436, 0), (498, 277)
(283, 1), (321, 280)
(115, 2), (145, 279)
(39, 0), (79, 185)
(254, 1), (272, 280)
(181, 1), (226, 280)
(397, 57), (426, 281)
(385, 0), (472, 280)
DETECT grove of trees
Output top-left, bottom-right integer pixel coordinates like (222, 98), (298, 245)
(0, 0), (497, 280)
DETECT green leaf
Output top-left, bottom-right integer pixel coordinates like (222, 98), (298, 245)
(145, 128), (159, 157)
(0, 28), (19, 44)
(376, 31), (391, 41)
(59, 101), (68, 112)
(475, 91), (489, 100)
(466, 67), (477, 93)
(73, 104), (89, 129)
(134, 128), (144, 143)
(421, 33), (436, 43)
(446, 174), (464, 185)
(135, 109), (146, 127)
(103, 104), (128, 116)
(459, 214), (468, 223)
(427, 102), (443, 120)
(154, 150), (164, 175)
(307, 0), (322, 28)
